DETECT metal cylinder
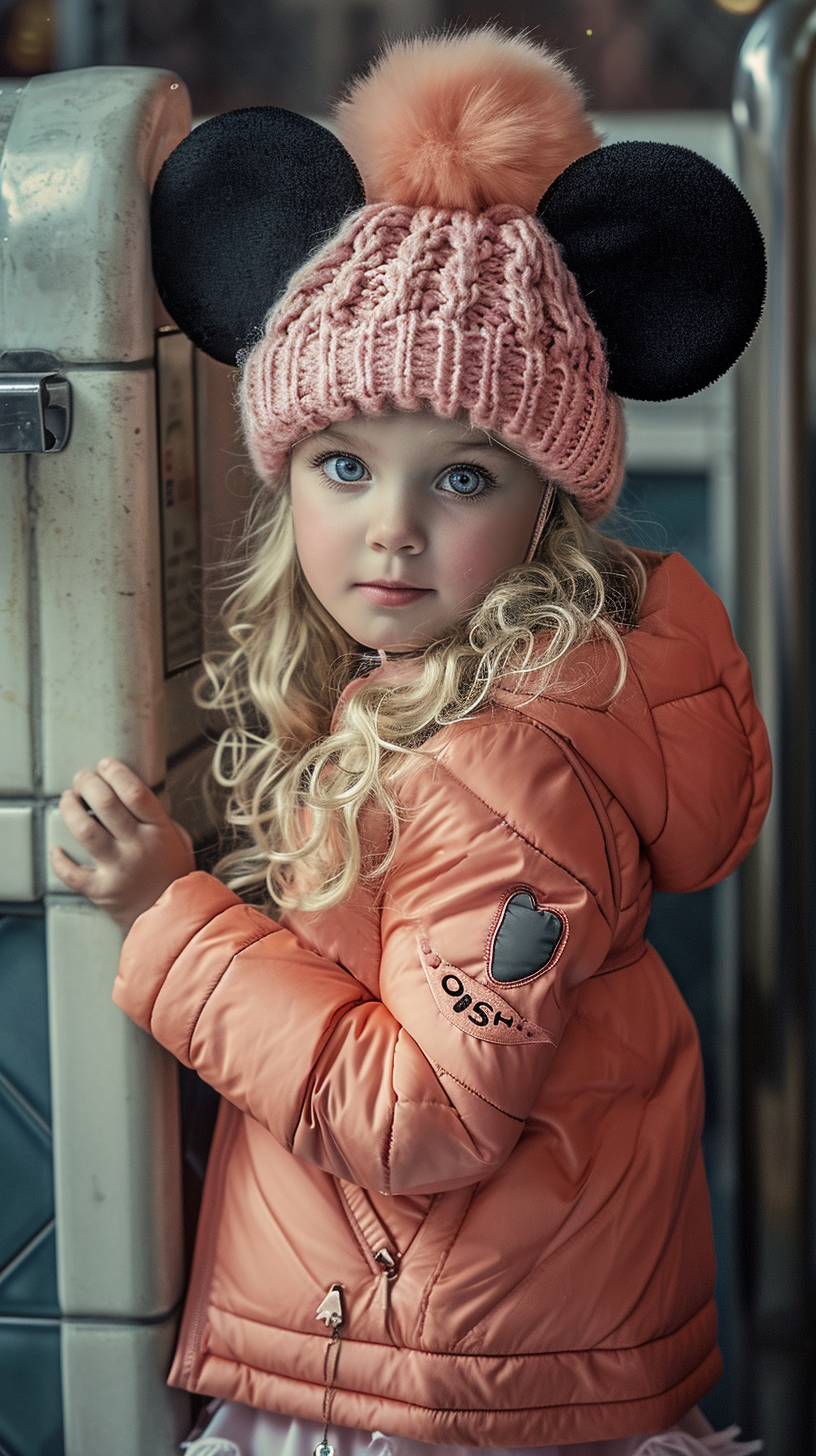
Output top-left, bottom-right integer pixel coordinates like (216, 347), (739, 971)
(732, 4), (816, 1450)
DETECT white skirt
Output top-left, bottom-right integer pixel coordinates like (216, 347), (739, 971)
(181, 1401), (763, 1456)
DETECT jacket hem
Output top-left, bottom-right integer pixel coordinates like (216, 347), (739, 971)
(170, 1343), (722, 1448)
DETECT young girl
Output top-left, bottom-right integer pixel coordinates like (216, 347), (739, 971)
(51, 29), (770, 1456)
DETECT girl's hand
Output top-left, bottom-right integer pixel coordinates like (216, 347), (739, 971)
(50, 758), (196, 935)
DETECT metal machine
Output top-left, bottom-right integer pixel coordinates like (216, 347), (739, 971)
(0, 68), (249, 1456)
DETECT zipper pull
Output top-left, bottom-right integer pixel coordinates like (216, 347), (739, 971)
(316, 1283), (345, 1329)
(374, 1248), (398, 1311)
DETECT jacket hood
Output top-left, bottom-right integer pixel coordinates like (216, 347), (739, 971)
(495, 551), (771, 894)
(338, 553), (770, 896)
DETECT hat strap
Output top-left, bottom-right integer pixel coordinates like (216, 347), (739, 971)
(525, 482), (556, 562)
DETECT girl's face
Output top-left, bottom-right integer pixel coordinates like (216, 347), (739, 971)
(289, 412), (546, 653)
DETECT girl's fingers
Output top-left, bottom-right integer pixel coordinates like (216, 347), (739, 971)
(60, 787), (115, 851)
(50, 843), (96, 895)
(54, 762), (195, 928)
(96, 759), (168, 826)
(72, 761), (166, 840)
(70, 771), (136, 842)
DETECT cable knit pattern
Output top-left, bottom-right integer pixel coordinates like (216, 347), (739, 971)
(241, 203), (625, 520)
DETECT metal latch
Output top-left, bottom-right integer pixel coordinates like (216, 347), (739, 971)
(0, 374), (71, 453)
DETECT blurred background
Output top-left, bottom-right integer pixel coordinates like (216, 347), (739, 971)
(1, 0), (766, 114)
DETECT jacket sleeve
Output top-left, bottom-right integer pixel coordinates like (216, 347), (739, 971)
(113, 717), (615, 1195)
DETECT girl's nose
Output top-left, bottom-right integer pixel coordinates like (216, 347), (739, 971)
(364, 486), (426, 554)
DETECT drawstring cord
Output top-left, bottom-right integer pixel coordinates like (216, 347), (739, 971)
(313, 1284), (345, 1456)
(313, 1322), (343, 1456)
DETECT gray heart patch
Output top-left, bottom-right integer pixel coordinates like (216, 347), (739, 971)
(488, 891), (564, 983)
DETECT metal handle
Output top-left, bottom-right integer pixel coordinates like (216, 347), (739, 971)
(0, 373), (71, 453)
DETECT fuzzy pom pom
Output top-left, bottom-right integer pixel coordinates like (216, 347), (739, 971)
(335, 28), (600, 214)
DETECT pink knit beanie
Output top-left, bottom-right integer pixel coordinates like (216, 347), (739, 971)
(152, 34), (765, 496)
(240, 32), (625, 521)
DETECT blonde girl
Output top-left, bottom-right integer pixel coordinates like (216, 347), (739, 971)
(52, 29), (770, 1456)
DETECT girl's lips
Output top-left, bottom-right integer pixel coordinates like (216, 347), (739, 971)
(356, 583), (432, 607)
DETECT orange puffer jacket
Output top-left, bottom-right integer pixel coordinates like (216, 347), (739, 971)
(114, 553), (771, 1448)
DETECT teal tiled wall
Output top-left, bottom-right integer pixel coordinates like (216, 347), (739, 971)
(0, 916), (64, 1456)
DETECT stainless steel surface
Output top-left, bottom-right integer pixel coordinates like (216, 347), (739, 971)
(733, 3), (816, 1450)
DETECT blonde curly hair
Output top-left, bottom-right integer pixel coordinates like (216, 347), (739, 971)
(197, 474), (646, 913)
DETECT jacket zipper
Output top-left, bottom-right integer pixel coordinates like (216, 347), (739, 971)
(312, 1236), (399, 1455)
(333, 1177), (401, 1315)
(374, 1246), (399, 1310)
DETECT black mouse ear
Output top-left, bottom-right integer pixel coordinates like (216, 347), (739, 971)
(150, 108), (366, 367)
(537, 140), (766, 401)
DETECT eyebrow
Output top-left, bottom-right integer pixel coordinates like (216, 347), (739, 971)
(453, 438), (504, 451)
(310, 425), (363, 447)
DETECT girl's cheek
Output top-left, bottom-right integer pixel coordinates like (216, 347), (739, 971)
(438, 517), (526, 594)
(292, 495), (346, 583)
(296, 520), (333, 576)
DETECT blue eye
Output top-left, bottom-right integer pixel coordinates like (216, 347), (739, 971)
(322, 454), (367, 484)
(439, 465), (494, 498)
